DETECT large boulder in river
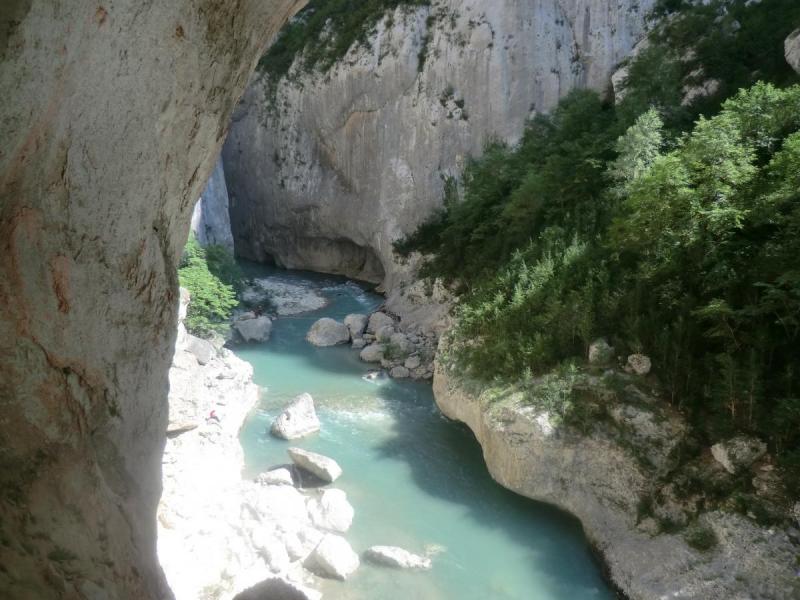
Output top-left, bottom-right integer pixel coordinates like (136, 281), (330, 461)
(306, 489), (354, 533)
(367, 311), (394, 334)
(306, 318), (350, 347)
(305, 534), (360, 580)
(786, 29), (800, 75)
(234, 314), (273, 342)
(359, 344), (385, 363)
(364, 546), (432, 570)
(344, 313), (368, 338)
(288, 447), (342, 483)
(271, 393), (321, 440)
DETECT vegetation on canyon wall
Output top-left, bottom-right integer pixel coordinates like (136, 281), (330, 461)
(178, 235), (242, 336)
(398, 0), (800, 493)
(257, 0), (429, 81)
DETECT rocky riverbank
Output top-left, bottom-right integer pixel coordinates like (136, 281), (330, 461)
(432, 345), (800, 600)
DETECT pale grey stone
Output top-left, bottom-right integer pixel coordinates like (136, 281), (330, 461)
(271, 393), (321, 440)
(288, 447), (343, 483)
(305, 535), (360, 580)
(234, 315), (273, 342)
(359, 344), (385, 363)
(344, 313), (368, 338)
(306, 318), (350, 347)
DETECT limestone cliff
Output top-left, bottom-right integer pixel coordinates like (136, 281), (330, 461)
(0, 1), (304, 598)
(224, 0), (654, 300)
(433, 359), (800, 600)
(192, 155), (235, 250)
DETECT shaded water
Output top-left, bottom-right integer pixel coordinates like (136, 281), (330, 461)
(233, 265), (616, 600)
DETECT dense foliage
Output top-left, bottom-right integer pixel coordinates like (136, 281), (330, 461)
(258, 0), (429, 81)
(397, 0), (800, 490)
(178, 235), (240, 337)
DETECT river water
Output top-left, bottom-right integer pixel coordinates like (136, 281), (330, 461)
(232, 265), (615, 600)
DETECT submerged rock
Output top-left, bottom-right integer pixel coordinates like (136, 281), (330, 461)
(306, 318), (350, 347)
(344, 313), (368, 338)
(271, 393), (321, 440)
(288, 447), (343, 483)
(234, 314), (273, 342)
(306, 489), (354, 533)
(305, 534), (360, 580)
(364, 546), (432, 570)
(711, 436), (767, 475)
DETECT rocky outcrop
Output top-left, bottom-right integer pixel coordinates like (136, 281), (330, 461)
(0, 1), (304, 597)
(224, 0), (655, 312)
(786, 29), (800, 75)
(191, 155), (234, 250)
(304, 534), (360, 581)
(432, 359), (800, 600)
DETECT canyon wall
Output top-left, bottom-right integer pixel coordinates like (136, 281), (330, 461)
(224, 0), (655, 299)
(191, 155), (235, 250)
(0, 1), (303, 598)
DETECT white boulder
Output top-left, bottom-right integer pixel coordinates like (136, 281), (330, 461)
(270, 393), (321, 440)
(344, 313), (368, 338)
(287, 447), (343, 483)
(306, 318), (350, 347)
(404, 355), (421, 370)
(305, 534), (360, 580)
(375, 325), (395, 343)
(364, 545), (432, 570)
(306, 489), (354, 533)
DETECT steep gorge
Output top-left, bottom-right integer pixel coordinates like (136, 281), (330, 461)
(223, 0), (655, 314)
(0, 1), (304, 597)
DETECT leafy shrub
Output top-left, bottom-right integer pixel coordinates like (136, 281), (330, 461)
(398, 78), (800, 490)
(178, 235), (239, 337)
(683, 523), (718, 551)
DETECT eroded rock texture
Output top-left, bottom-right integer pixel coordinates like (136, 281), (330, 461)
(0, 1), (303, 597)
(191, 155), (235, 250)
(224, 0), (654, 293)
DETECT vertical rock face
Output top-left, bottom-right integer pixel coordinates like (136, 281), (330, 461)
(191, 155), (235, 250)
(224, 0), (654, 292)
(786, 29), (800, 75)
(0, 1), (304, 598)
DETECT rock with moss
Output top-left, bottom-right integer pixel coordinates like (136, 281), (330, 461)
(711, 436), (767, 475)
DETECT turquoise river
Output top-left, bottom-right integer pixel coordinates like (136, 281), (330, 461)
(233, 265), (616, 600)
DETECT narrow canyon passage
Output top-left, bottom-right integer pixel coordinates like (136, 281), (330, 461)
(232, 265), (615, 599)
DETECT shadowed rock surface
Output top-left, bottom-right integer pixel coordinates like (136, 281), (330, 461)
(0, 1), (304, 597)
